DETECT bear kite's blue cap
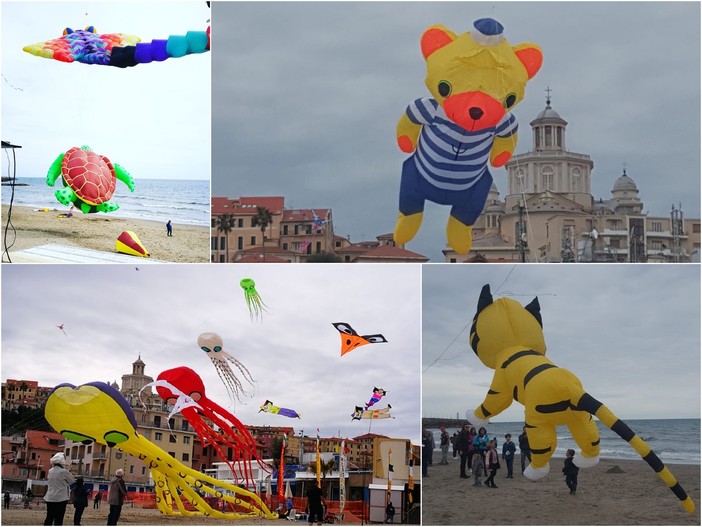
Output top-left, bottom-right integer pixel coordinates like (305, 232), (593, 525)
(472, 18), (506, 46)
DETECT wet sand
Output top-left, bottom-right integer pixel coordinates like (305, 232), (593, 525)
(422, 455), (700, 525)
(1, 205), (209, 263)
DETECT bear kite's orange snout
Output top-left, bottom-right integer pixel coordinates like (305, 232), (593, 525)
(443, 91), (506, 132)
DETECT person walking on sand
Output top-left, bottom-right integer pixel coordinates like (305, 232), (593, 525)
(502, 433), (516, 478)
(563, 449), (579, 495)
(43, 452), (76, 526)
(439, 426), (450, 464)
(456, 424), (471, 478)
(93, 491), (101, 509)
(484, 440), (500, 488)
(421, 428), (433, 477)
(72, 477), (89, 526)
(471, 451), (484, 486)
(519, 426), (531, 474)
(305, 483), (325, 526)
(166, 220), (173, 236)
(106, 469), (127, 526)
(451, 432), (458, 458)
(4, 490), (10, 509)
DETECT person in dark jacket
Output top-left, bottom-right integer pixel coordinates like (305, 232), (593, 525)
(106, 469), (127, 526)
(455, 424), (472, 478)
(562, 449), (579, 495)
(71, 477), (89, 526)
(502, 434), (517, 478)
(519, 426), (532, 473)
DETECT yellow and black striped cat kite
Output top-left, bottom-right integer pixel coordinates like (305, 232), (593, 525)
(468, 284), (694, 513)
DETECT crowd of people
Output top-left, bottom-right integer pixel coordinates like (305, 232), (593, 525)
(422, 424), (578, 495)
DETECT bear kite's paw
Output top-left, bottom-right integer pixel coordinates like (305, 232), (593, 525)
(466, 411), (488, 429)
(397, 135), (416, 153)
(446, 216), (473, 254)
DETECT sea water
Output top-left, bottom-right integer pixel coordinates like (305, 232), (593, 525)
(431, 418), (700, 465)
(2, 177), (210, 227)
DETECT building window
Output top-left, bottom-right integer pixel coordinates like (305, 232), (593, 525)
(250, 236), (256, 246)
(154, 416), (161, 427)
(155, 432), (163, 441)
(170, 434), (177, 443)
(219, 236), (225, 249)
(571, 168), (581, 192)
(541, 168), (554, 191)
(211, 237), (218, 250)
(556, 127), (563, 148)
(250, 218), (256, 228)
(651, 241), (662, 251)
(283, 225), (288, 235)
(237, 237), (243, 250)
(182, 422), (189, 432)
(283, 243), (288, 250)
(129, 465), (134, 474)
(211, 218), (216, 228)
(219, 254), (225, 263)
(316, 242), (321, 253)
(142, 467), (146, 475)
(545, 126), (552, 147)
(182, 453), (190, 462)
(651, 222), (662, 232)
(183, 436), (190, 444)
(516, 170), (526, 193)
(168, 452), (176, 459)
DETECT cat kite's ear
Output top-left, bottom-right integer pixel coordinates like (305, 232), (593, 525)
(524, 297), (542, 327)
(476, 284), (493, 315)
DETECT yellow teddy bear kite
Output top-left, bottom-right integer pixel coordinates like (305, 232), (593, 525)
(468, 284), (694, 513)
(395, 18), (542, 254)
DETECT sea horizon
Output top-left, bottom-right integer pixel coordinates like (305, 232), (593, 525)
(429, 417), (700, 465)
(2, 177), (210, 227)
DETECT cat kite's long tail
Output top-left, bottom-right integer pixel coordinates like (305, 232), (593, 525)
(577, 393), (695, 513)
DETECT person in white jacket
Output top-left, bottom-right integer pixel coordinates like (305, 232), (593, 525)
(43, 453), (75, 525)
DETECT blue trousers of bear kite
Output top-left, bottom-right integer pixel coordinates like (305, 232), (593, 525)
(399, 157), (493, 227)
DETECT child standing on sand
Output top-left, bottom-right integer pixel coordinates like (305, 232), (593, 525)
(562, 449), (579, 495)
(472, 451), (484, 486)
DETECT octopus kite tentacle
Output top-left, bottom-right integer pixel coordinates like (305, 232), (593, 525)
(150, 368), (269, 489)
(44, 381), (276, 519)
(198, 332), (255, 402)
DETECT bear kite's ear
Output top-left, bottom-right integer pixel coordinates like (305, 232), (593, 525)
(421, 25), (457, 59)
(513, 43), (543, 79)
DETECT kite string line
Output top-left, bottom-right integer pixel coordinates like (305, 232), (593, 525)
(422, 264), (516, 374)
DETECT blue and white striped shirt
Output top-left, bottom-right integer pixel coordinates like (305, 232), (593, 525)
(406, 98), (517, 191)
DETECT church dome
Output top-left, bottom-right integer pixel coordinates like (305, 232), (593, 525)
(613, 171), (638, 191)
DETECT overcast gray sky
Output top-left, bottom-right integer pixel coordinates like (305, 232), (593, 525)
(1, 264), (421, 443)
(1, 1), (210, 181)
(211, 1), (700, 262)
(422, 264), (700, 422)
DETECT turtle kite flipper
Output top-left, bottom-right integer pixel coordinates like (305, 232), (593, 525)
(46, 152), (66, 186)
(113, 163), (135, 192)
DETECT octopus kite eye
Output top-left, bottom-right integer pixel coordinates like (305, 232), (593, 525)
(62, 430), (95, 444)
(213, 346), (222, 352)
(104, 431), (129, 447)
(201, 346), (211, 352)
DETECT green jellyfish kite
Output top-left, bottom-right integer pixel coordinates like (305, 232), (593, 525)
(240, 278), (268, 321)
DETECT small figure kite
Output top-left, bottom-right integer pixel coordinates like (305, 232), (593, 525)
(23, 25), (209, 68)
(240, 278), (268, 322)
(56, 324), (67, 336)
(332, 322), (387, 356)
(351, 404), (393, 421)
(45, 381), (276, 519)
(312, 211), (325, 231)
(258, 400), (300, 419)
(144, 366), (267, 488)
(365, 387), (387, 409)
(197, 332), (255, 402)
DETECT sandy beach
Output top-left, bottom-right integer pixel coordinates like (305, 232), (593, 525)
(1, 205), (210, 263)
(0, 505), (294, 526)
(422, 455), (701, 525)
